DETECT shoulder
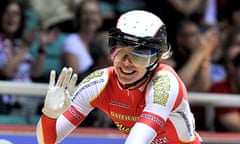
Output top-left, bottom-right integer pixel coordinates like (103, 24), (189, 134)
(74, 67), (112, 96)
(146, 64), (183, 103)
(151, 64), (179, 82)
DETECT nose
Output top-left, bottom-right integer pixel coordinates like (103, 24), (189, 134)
(121, 55), (133, 65)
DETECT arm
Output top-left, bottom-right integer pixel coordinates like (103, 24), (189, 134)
(36, 67), (102, 143)
(37, 106), (86, 143)
(188, 56), (212, 91)
(0, 44), (29, 78)
(125, 70), (180, 143)
(36, 67), (79, 143)
(178, 29), (218, 89)
(125, 123), (157, 144)
(177, 50), (206, 88)
(31, 27), (59, 78)
(31, 46), (45, 78)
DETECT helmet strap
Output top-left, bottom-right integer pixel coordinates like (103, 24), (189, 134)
(123, 70), (151, 89)
(122, 60), (159, 89)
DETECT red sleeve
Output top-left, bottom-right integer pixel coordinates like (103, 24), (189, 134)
(38, 115), (57, 144)
(63, 105), (86, 126)
(138, 111), (165, 132)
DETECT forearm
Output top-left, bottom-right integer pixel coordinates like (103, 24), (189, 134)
(31, 51), (45, 78)
(189, 63), (212, 91)
(37, 115), (58, 144)
(178, 52), (205, 87)
(125, 123), (157, 144)
(189, 72), (211, 92)
(1, 46), (28, 78)
(37, 114), (78, 144)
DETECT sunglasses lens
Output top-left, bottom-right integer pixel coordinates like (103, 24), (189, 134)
(132, 46), (158, 57)
(113, 47), (158, 67)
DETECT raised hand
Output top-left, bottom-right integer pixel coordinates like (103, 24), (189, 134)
(42, 67), (78, 119)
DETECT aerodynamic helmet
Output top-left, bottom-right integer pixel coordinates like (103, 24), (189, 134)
(109, 10), (171, 70)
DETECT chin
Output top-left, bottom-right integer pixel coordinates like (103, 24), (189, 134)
(118, 78), (135, 85)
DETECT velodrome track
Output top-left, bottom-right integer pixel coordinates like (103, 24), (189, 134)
(0, 124), (240, 144)
(0, 124), (125, 144)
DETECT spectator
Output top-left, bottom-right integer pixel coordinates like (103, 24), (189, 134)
(0, 0), (44, 115)
(173, 19), (218, 91)
(89, 31), (112, 70)
(28, 0), (74, 82)
(144, 0), (207, 46)
(61, 0), (103, 82)
(209, 27), (240, 132)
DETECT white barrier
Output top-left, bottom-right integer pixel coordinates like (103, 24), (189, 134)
(0, 81), (240, 107)
(0, 81), (48, 96)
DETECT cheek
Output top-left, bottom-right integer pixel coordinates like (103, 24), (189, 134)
(136, 68), (147, 77)
(113, 60), (119, 67)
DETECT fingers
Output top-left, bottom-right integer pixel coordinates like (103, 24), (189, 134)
(68, 73), (78, 95)
(56, 67), (77, 91)
(64, 91), (71, 109)
(56, 67), (67, 87)
(62, 67), (73, 89)
(49, 70), (56, 88)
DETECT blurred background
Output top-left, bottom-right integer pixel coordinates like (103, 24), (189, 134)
(0, 0), (240, 143)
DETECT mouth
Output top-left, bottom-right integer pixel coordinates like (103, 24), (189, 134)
(120, 67), (136, 75)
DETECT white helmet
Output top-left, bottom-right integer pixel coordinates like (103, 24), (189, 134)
(109, 10), (171, 70)
(116, 10), (164, 38)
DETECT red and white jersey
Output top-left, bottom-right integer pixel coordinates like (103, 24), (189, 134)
(37, 64), (201, 144)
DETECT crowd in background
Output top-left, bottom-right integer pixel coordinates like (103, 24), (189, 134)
(0, 0), (240, 133)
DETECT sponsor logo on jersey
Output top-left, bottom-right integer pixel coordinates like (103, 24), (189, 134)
(110, 111), (138, 121)
(72, 70), (105, 99)
(153, 74), (170, 106)
(114, 122), (132, 133)
(151, 137), (169, 144)
(78, 70), (104, 86)
(110, 101), (130, 109)
(140, 113), (164, 128)
(69, 107), (81, 120)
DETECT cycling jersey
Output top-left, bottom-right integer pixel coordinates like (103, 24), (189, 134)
(37, 64), (201, 144)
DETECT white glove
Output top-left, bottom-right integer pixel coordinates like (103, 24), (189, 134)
(42, 67), (78, 119)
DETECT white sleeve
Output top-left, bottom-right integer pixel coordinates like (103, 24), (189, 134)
(144, 70), (179, 121)
(56, 114), (77, 143)
(125, 123), (157, 144)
